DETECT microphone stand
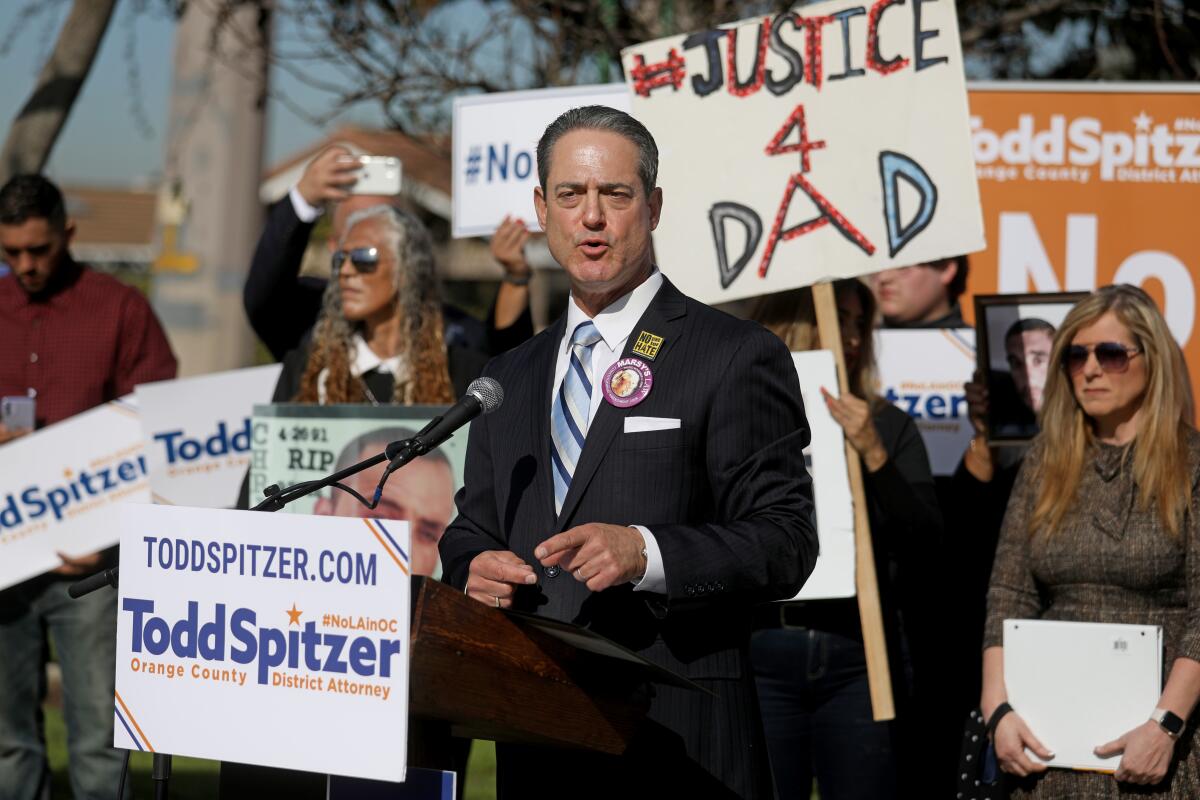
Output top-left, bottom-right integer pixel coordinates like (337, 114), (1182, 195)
(68, 438), (420, 799)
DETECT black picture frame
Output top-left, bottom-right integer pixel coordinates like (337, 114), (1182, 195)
(974, 291), (1088, 445)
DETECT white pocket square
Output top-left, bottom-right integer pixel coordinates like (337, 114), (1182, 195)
(624, 416), (681, 433)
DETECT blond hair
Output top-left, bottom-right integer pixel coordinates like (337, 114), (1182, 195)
(1031, 284), (1192, 537)
(749, 279), (881, 408)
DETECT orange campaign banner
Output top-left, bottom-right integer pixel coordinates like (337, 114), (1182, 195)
(961, 82), (1200, 404)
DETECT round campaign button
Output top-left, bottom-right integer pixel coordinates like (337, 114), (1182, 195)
(601, 358), (653, 408)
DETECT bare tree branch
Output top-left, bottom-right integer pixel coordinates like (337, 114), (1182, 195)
(0, 0), (120, 183)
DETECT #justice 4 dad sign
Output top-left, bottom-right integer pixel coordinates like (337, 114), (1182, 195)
(114, 504), (412, 782)
(621, 0), (985, 303)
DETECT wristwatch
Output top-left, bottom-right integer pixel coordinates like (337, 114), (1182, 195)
(1151, 707), (1185, 738)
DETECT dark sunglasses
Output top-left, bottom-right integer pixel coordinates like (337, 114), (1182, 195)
(331, 247), (380, 276)
(1062, 342), (1142, 375)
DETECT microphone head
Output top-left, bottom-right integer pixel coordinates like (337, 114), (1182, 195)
(466, 377), (504, 414)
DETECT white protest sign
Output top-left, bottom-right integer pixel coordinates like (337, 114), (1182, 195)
(621, 0), (985, 304)
(137, 365), (282, 508)
(452, 84), (631, 237)
(792, 350), (855, 600)
(114, 504), (410, 782)
(0, 397), (147, 591)
(876, 328), (975, 476)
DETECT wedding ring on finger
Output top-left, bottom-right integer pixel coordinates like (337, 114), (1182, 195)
(493, 596), (501, 608)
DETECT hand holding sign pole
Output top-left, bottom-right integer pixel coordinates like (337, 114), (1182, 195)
(813, 281), (894, 721)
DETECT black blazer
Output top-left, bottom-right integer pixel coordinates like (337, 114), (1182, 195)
(439, 277), (817, 798)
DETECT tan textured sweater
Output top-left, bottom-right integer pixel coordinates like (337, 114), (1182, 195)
(984, 429), (1200, 798)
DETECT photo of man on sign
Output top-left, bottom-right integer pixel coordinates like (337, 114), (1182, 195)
(313, 426), (455, 577)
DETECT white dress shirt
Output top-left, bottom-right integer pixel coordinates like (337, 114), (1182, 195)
(289, 186), (323, 223)
(317, 335), (405, 404)
(551, 268), (667, 593)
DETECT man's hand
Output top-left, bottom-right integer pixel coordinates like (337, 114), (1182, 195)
(490, 215), (532, 278)
(296, 146), (361, 208)
(820, 388), (888, 472)
(0, 423), (31, 446)
(465, 550), (537, 609)
(535, 524), (647, 592)
(1095, 720), (1176, 785)
(51, 550), (105, 577)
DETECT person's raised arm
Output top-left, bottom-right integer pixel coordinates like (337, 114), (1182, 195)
(244, 146), (359, 359)
(486, 215), (535, 354)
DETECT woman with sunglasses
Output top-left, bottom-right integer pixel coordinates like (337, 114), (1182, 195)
(270, 204), (486, 406)
(982, 284), (1200, 798)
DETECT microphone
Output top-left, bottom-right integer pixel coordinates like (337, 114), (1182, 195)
(68, 567), (119, 599)
(379, 377), (504, 484)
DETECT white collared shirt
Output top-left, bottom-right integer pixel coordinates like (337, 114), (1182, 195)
(317, 334), (405, 404)
(551, 268), (667, 593)
(289, 186), (323, 223)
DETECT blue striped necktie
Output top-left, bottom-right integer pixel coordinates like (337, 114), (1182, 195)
(551, 320), (603, 514)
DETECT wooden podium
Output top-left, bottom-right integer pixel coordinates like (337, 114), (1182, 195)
(408, 576), (686, 754)
(220, 577), (693, 797)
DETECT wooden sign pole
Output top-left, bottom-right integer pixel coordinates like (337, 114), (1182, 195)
(811, 281), (895, 721)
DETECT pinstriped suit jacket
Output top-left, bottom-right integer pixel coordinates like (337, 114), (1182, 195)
(439, 277), (817, 797)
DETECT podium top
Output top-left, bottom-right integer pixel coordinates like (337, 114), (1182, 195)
(504, 609), (710, 694)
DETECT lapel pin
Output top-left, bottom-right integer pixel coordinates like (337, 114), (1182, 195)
(602, 358), (653, 408)
(631, 330), (664, 360)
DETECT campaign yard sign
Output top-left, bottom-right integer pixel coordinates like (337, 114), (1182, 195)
(452, 84), (632, 238)
(962, 83), (1200, 414)
(0, 397), (148, 591)
(114, 504), (411, 782)
(137, 365), (282, 508)
(621, 0), (985, 304)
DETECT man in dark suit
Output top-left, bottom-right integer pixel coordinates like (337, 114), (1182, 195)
(438, 106), (817, 799)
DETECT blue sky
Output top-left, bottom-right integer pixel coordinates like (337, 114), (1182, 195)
(0, 2), (387, 187)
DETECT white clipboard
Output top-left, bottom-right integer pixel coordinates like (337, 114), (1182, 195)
(1003, 619), (1162, 771)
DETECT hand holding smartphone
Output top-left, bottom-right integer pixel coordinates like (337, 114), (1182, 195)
(1, 395), (35, 443)
(341, 155), (403, 196)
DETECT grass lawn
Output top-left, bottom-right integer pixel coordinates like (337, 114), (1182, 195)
(44, 704), (498, 799)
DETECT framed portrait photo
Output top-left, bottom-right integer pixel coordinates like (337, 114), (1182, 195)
(974, 292), (1088, 445)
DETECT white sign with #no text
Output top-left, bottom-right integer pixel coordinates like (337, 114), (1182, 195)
(452, 84), (631, 238)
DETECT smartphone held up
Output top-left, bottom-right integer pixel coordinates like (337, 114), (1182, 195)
(342, 155), (403, 196)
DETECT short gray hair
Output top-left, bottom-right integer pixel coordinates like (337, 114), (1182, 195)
(536, 105), (659, 196)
